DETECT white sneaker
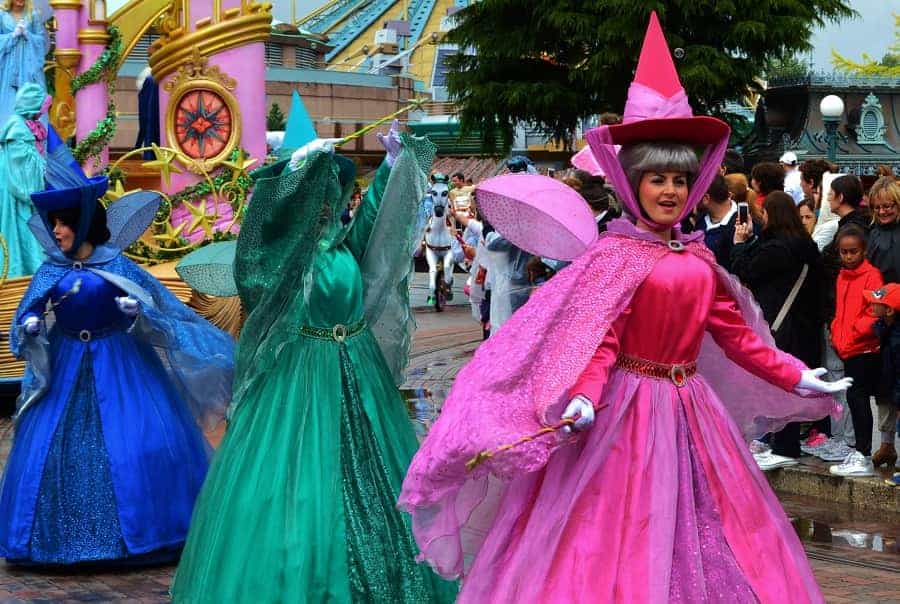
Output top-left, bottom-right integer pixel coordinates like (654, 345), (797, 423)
(755, 452), (799, 471)
(828, 451), (875, 477)
(817, 439), (854, 462)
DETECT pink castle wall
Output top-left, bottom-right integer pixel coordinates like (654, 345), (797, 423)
(157, 0), (268, 193)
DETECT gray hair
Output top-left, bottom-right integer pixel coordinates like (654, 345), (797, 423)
(618, 142), (700, 195)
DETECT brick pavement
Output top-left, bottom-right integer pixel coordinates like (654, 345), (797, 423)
(2, 306), (900, 602)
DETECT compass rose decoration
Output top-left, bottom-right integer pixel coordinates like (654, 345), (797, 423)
(163, 47), (241, 174)
(175, 89), (233, 160)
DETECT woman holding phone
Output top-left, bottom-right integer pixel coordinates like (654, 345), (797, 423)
(732, 192), (826, 469)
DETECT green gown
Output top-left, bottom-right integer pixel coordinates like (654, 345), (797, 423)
(171, 140), (457, 603)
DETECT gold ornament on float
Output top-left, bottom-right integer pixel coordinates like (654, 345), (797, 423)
(163, 47), (241, 174)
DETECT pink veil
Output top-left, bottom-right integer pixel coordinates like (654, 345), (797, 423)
(399, 221), (839, 578)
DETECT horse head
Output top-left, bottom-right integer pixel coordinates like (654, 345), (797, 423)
(429, 172), (451, 219)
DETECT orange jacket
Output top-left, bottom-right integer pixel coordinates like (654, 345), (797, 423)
(831, 259), (883, 360)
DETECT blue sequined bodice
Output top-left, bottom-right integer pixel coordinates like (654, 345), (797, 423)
(52, 270), (127, 333)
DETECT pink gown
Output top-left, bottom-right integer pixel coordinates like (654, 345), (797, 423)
(455, 252), (823, 603)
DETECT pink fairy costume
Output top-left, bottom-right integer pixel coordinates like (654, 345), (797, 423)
(399, 13), (838, 603)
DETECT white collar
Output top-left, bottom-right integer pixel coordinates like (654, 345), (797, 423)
(704, 201), (738, 231)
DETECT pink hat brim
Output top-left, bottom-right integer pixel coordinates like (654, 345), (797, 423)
(603, 116), (730, 146)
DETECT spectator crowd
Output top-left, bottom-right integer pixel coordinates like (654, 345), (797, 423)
(450, 148), (900, 486)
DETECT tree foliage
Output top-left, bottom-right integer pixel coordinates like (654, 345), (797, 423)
(267, 102), (287, 131)
(446, 0), (855, 151)
(832, 13), (900, 77)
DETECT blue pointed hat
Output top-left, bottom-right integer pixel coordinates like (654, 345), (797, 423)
(282, 90), (318, 151)
(31, 174), (109, 257)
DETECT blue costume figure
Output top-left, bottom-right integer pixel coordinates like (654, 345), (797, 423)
(0, 157), (234, 566)
(0, 0), (47, 127)
(134, 67), (160, 160)
(0, 83), (48, 277)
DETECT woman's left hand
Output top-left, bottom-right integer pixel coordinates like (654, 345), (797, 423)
(733, 221), (753, 244)
(795, 368), (853, 394)
(376, 119), (402, 167)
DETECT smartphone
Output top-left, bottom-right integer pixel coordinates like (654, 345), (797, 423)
(738, 202), (749, 224)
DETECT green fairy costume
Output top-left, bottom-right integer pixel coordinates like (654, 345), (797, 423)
(170, 135), (457, 603)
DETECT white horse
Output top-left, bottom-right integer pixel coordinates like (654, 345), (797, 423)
(424, 179), (454, 306)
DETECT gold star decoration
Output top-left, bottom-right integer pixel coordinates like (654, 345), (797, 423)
(221, 149), (258, 184)
(183, 197), (218, 239)
(142, 144), (183, 188)
(104, 179), (139, 203)
(152, 220), (186, 248)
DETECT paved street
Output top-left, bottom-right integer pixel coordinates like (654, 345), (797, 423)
(1, 303), (900, 602)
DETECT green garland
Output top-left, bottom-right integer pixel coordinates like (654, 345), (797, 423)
(71, 26), (122, 94)
(125, 149), (254, 263)
(71, 26), (122, 163)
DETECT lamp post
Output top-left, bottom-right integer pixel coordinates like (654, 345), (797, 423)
(820, 94), (844, 163)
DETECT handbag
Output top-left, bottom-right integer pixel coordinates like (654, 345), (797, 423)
(771, 263), (808, 334)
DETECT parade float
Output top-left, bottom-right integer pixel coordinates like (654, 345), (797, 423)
(0, 0), (272, 383)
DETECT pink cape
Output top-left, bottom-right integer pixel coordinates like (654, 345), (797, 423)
(398, 219), (839, 581)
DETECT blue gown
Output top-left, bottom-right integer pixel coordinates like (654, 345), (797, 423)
(0, 247), (233, 565)
(0, 10), (46, 127)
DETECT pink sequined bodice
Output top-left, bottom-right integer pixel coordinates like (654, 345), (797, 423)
(618, 251), (716, 364)
(570, 245), (802, 403)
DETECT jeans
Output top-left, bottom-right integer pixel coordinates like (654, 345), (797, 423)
(823, 327), (855, 445)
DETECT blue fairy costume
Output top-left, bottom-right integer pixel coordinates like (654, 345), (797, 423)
(0, 83), (48, 277)
(0, 160), (234, 566)
(0, 6), (46, 127)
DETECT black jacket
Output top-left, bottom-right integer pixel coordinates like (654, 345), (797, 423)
(875, 318), (900, 407)
(691, 211), (762, 273)
(597, 208), (621, 234)
(822, 209), (871, 321)
(731, 233), (825, 367)
(868, 221), (900, 283)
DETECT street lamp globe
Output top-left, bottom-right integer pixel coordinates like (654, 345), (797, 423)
(820, 95), (844, 120)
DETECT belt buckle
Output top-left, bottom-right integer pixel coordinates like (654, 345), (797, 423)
(78, 329), (92, 343)
(332, 324), (348, 343)
(669, 364), (687, 387)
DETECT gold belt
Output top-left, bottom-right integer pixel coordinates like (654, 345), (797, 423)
(615, 354), (697, 387)
(299, 320), (366, 343)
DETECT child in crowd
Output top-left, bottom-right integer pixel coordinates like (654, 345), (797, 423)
(864, 283), (900, 486)
(830, 225), (883, 476)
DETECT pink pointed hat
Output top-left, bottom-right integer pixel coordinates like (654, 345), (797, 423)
(585, 11), (730, 231)
(590, 11), (729, 146)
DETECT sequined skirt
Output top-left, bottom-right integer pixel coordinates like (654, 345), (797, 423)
(0, 332), (210, 564)
(172, 325), (457, 603)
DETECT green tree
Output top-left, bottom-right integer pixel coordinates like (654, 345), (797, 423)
(267, 102), (287, 130)
(832, 13), (900, 76)
(446, 1), (854, 151)
(765, 54), (808, 80)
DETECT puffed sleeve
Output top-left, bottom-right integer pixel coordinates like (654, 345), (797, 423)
(568, 309), (630, 406)
(706, 279), (802, 392)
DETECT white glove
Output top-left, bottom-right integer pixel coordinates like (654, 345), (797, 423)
(288, 138), (343, 172)
(22, 316), (40, 335)
(796, 368), (853, 394)
(376, 119), (402, 167)
(561, 395), (595, 433)
(13, 23), (25, 37)
(115, 296), (141, 317)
